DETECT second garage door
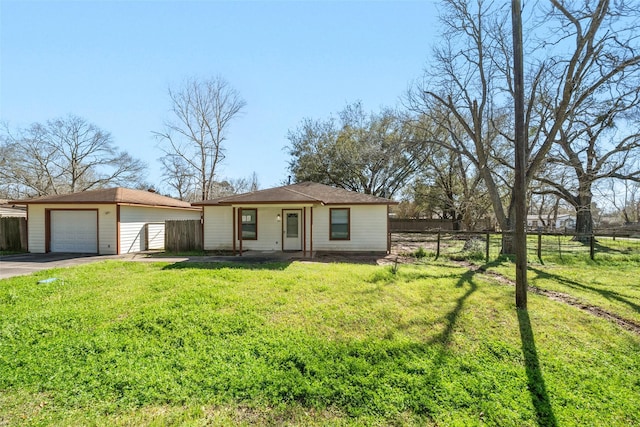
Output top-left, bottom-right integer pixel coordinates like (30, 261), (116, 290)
(50, 210), (98, 253)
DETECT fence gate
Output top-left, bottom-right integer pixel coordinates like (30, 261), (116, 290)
(165, 220), (203, 252)
(0, 217), (27, 252)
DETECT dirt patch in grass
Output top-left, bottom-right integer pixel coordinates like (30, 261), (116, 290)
(462, 261), (640, 335)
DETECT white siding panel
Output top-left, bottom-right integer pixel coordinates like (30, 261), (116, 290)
(27, 205), (46, 253)
(203, 206), (233, 250)
(98, 206), (118, 254)
(241, 207), (282, 251)
(147, 223), (165, 249)
(119, 206), (201, 254)
(312, 205), (388, 252)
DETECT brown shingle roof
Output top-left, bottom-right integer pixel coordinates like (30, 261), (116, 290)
(193, 182), (397, 206)
(10, 188), (194, 209)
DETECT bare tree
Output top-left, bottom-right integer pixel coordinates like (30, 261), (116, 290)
(407, 0), (519, 251)
(160, 154), (197, 201)
(408, 0), (640, 252)
(209, 172), (260, 199)
(600, 172), (640, 224)
(410, 133), (492, 230)
(0, 115), (147, 198)
(155, 76), (246, 201)
(537, 0), (640, 239)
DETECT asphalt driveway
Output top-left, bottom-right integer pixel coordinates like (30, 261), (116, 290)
(0, 253), (130, 280)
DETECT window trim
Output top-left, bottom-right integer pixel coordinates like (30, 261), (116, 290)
(241, 208), (258, 240)
(329, 207), (350, 241)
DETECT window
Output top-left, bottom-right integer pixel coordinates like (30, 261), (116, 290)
(330, 208), (350, 240)
(241, 209), (257, 240)
(286, 213), (298, 238)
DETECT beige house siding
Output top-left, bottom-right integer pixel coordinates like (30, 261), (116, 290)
(204, 206), (286, 251)
(312, 205), (388, 252)
(119, 206), (201, 254)
(240, 206), (284, 251)
(203, 204), (388, 252)
(27, 204), (117, 254)
(203, 206), (234, 250)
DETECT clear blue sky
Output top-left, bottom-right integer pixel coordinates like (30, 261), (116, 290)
(1, 0), (439, 192)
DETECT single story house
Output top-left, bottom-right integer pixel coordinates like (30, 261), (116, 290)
(527, 213), (576, 231)
(192, 182), (398, 255)
(11, 188), (201, 254)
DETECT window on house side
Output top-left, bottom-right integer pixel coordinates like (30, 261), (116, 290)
(241, 209), (257, 240)
(330, 208), (350, 240)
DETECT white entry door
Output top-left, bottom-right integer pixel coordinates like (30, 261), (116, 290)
(282, 210), (301, 251)
(50, 210), (98, 253)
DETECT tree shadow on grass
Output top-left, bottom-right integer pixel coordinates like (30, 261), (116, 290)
(430, 269), (478, 345)
(517, 308), (558, 427)
(387, 267), (479, 417)
(389, 267), (479, 344)
(593, 240), (638, 255)
(530, 267), (640, 315)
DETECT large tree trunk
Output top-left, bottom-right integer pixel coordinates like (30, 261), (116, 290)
(501, 214), (516, 255)
(500, 198), (518, 255)
(501, 228), (514, 255)
(573, 190), (593, 243)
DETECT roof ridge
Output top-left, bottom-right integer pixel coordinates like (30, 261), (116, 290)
(282, 185), (324, 203)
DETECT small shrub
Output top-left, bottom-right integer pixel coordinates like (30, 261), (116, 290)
(414, 247), (427, 259)
(449, 238), (485, 261)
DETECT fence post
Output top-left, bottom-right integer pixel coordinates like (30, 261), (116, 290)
(558, 235), (562, 261)
(590, 234), (595, 260)
(485, 232), (490, 262)
(537, 232), (542, 262)
(436, 231), (441, 260)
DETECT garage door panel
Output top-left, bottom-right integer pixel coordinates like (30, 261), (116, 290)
(50, 210), (98, 253)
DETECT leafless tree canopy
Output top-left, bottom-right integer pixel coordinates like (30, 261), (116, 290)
(407, 0), (640, 245)
(0, 115), (147, 198)
(155, 76), (246, 202)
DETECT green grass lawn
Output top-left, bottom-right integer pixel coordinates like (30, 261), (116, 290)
(1, 260), (639, 426)
(486, 256), (640, 326)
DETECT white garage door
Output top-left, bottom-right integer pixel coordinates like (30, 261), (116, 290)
(50, 210), (98, 253)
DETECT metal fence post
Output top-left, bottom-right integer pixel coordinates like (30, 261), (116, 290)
(436, 231), (441, 260)
(590, 234), (595, 260)
(558, 235), (562, 261)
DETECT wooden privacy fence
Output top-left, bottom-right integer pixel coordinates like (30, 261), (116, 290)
(0, 217), (27, 252)
(165, 219), (203, 252)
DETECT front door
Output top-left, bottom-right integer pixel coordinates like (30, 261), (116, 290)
(282, 210), (302, 251)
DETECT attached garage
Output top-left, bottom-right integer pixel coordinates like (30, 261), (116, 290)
(12, 187), (201, 255)
(49, 210), (98, 253)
